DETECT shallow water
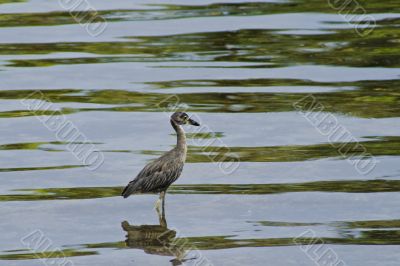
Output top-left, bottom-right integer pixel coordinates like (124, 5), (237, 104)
(0, 0), (400, 265)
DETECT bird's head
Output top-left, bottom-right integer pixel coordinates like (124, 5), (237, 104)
(170, 112), (200, 126)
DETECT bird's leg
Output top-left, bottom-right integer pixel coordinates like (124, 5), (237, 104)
(155, 191), (165, 214)
(155, 193), (162, 214)
(161, 191), (166, 213)
(158, 191), (167, 226)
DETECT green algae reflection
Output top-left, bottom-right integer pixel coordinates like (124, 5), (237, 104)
(0, 179), (399, 202)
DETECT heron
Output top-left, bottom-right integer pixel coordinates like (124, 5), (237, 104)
(121, 112), (200, 215)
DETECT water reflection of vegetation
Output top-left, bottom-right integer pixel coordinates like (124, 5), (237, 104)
(0, 109), (71, 118)
(0, 82), (399, 118)
(2, 1), (400, 29)
(1, 11), (399, 121)
(0, 249), (97, 260)
(119, 215), (400, 263)
(0, 0), (25, 4)
(154, 136), (400, 163)
(2, 25), (400, 68)
(2, 232), (398, 261)
(251, 219), (400, 230)
(0, 141), (98, 151)
(3, 218), (398, 261)
(1, 137), (397, 170)
(1, 180), (399, 201)
(0, 165), (84, 172)
(176, 132), (224, 139)
(251, 221), (322, 227)
(89, 217), (400, 249)
(344, 219), (400, 229)
(1, 4), (399, 70)
(45, 219), (400, 254)
(81, 232), (400, 252)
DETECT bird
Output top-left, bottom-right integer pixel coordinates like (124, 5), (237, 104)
(121, 112), (200, 214)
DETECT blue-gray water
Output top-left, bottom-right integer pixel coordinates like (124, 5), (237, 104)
(0, 0), (400, 265)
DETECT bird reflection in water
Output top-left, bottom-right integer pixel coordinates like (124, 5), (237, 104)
(121, 209), (195, 265)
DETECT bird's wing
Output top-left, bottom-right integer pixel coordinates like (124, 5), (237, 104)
(121, 155), (183, 197)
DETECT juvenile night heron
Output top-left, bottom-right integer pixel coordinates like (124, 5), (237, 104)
(121, 112), (200, 213)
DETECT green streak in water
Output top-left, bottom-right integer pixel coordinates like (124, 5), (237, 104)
(0, 180), (399, 201)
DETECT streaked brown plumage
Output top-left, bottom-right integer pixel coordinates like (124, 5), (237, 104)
(121, 112), (200, 210)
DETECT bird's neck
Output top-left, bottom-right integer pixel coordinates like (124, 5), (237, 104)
(170, 119), (187, 154)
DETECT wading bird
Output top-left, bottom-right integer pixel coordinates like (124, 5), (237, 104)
(121, 112), (200, 214)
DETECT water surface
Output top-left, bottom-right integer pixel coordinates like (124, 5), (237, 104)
(0, 0), (400, 265)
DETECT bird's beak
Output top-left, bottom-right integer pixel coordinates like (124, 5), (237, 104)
(188, 118), (200, 126)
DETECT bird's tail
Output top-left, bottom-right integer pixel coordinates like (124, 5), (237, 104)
(121, 180), (139, 198)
